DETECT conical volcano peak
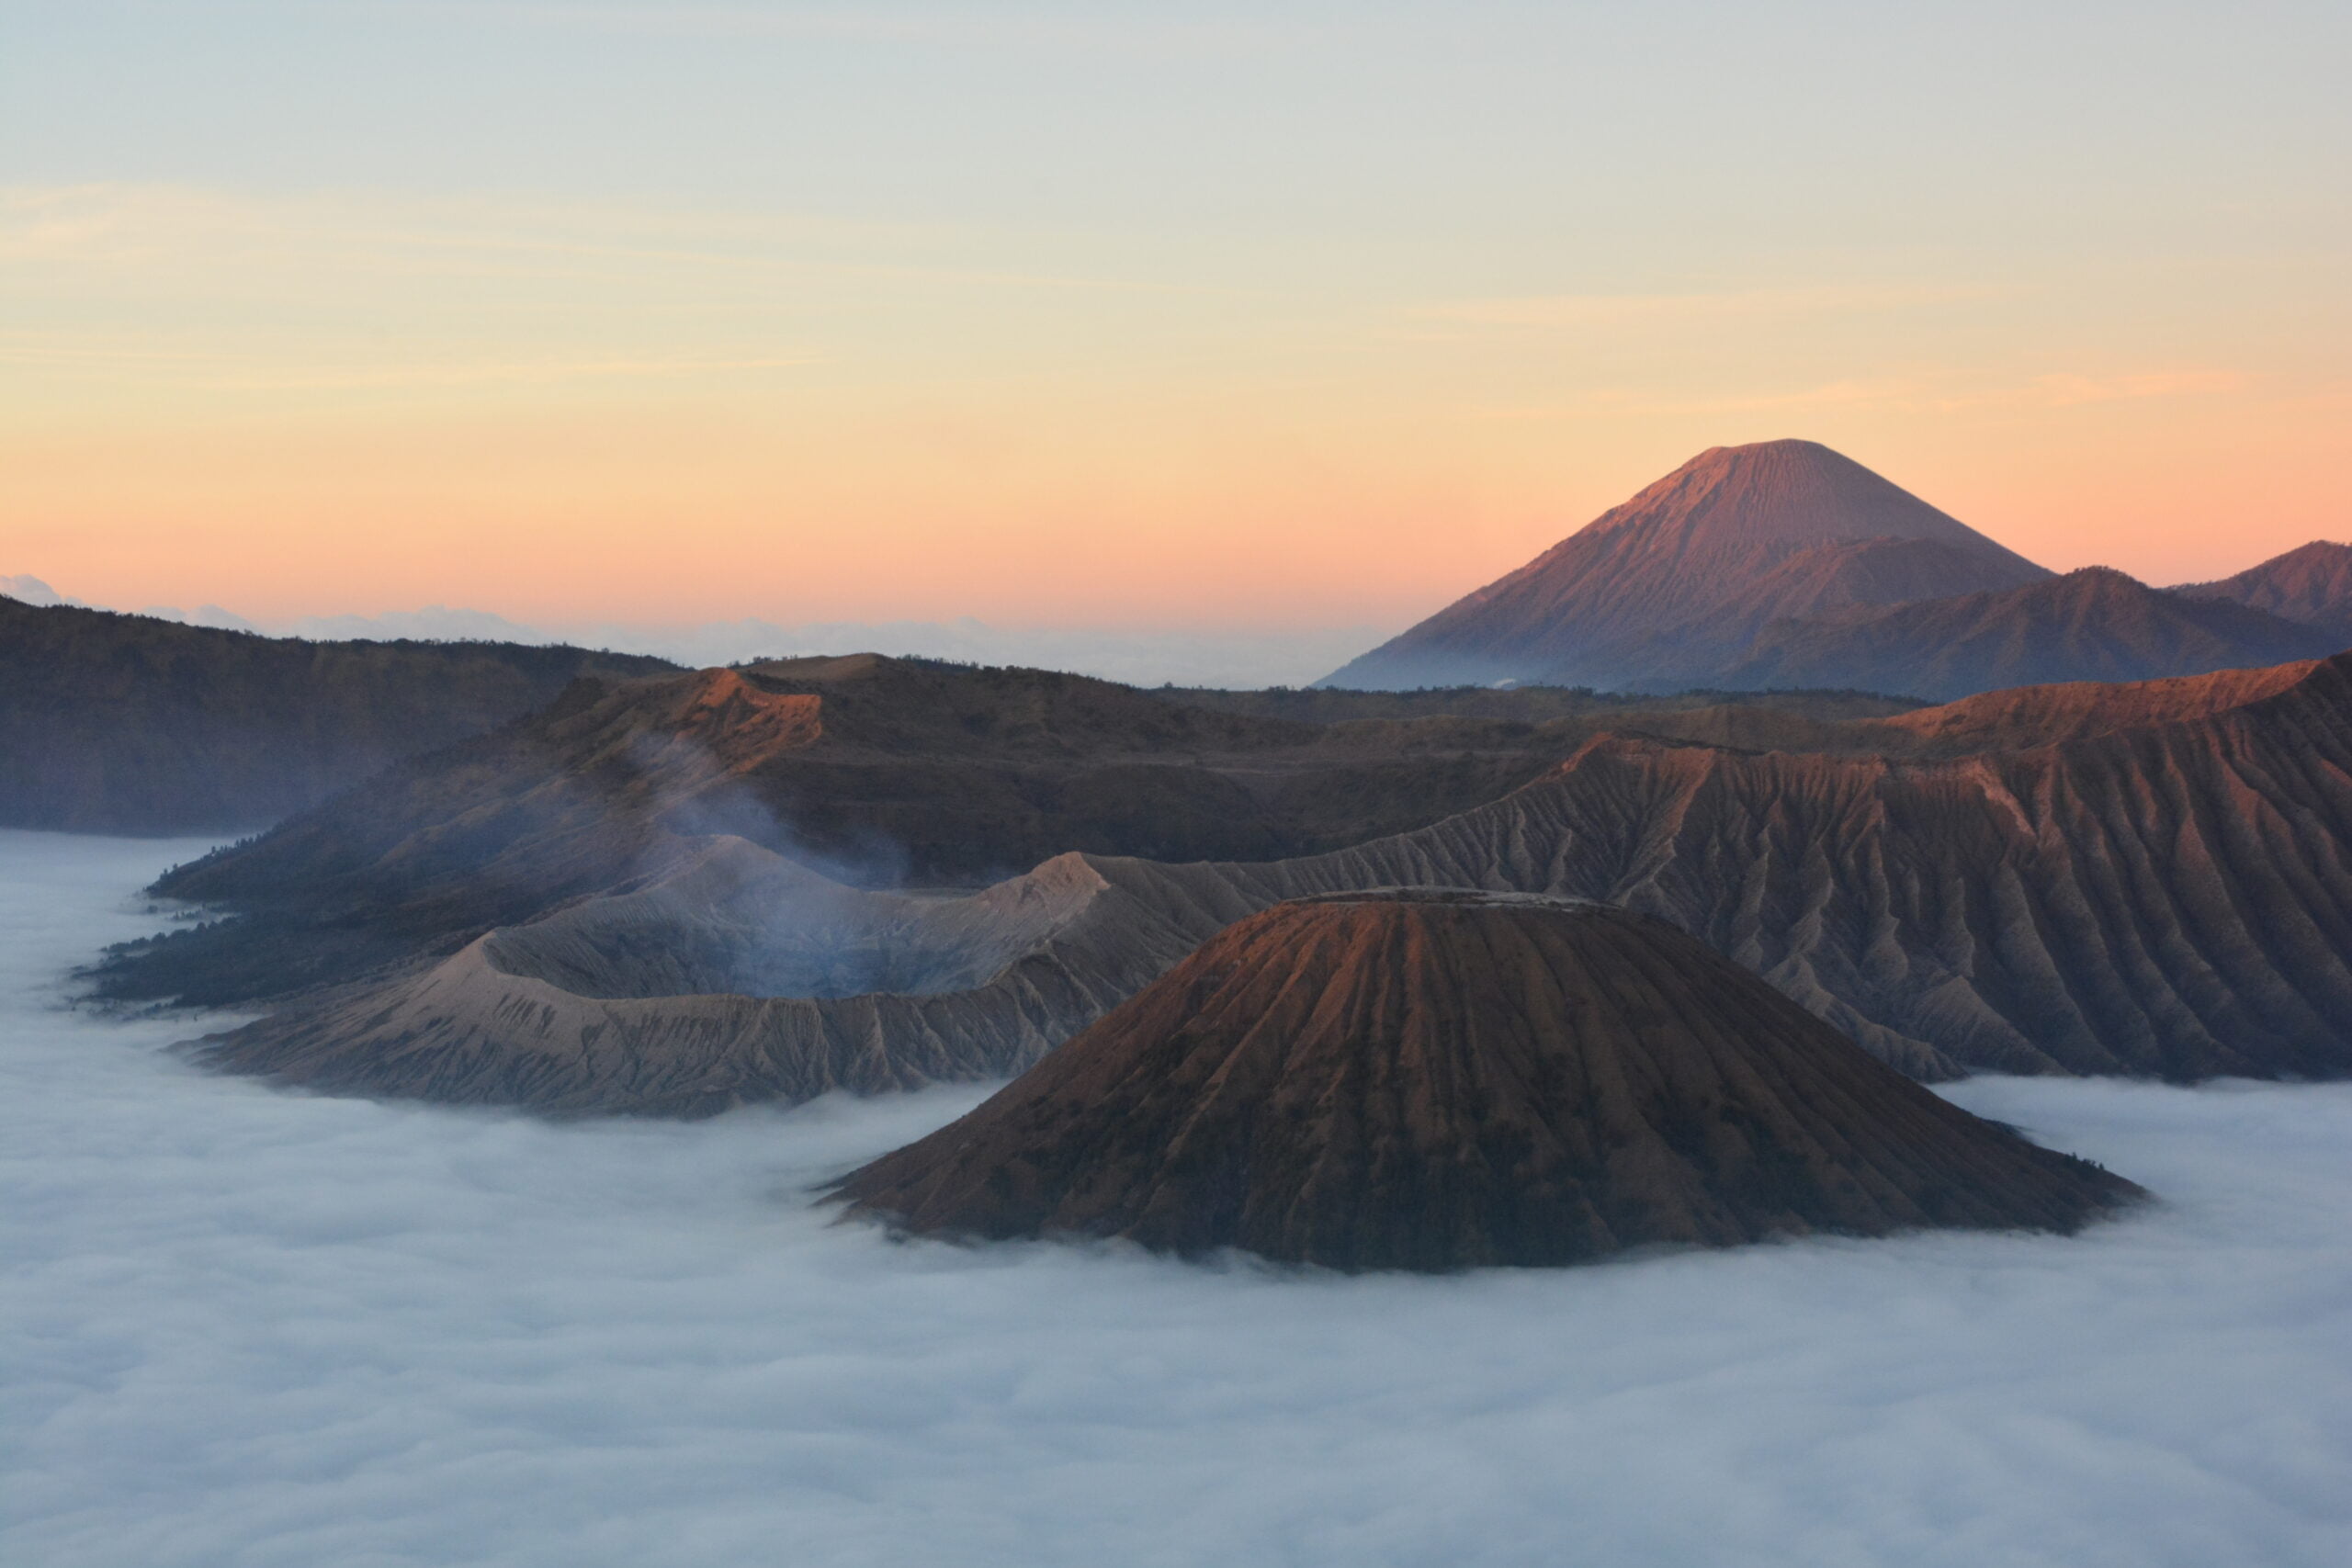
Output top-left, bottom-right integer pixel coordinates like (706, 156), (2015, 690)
(1319, 439), (2052, 691)
(831, 892), (2142, 1272)
(1585, 438), (1994, 551)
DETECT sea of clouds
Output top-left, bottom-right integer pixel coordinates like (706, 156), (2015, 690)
(5, 829), (2351, 1568)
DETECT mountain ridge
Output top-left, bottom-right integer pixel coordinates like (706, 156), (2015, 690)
(174, 651), (2352, 1111)
(0, 595), (678, 833)
(2173, 540), (2352, 639)
(1713, 566), (2341, 701)
(92, 656), (1928, 1009)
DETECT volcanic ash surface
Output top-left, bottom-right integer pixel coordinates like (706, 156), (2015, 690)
(831, 890), (2143, 1272)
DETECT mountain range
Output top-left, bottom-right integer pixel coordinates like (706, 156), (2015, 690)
(150, 648), (2352, 1113)
(1713, 565), (2339, 701)
(2173, 540), (2352, 641)
(12, 446), (2346, 841)
(91, 656), (1910, 1009)
(0, 574), (1379, 692)
(28, 435), (2352, 1135)
(1323, 440), (2349, 697)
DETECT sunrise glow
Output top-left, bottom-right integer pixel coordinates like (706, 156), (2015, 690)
(6, 5), (2346, 637)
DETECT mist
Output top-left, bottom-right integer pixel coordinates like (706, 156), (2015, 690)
(5, 831), (2349, 1567)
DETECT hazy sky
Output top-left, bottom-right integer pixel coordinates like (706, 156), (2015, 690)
(4, 1), (2346, 628)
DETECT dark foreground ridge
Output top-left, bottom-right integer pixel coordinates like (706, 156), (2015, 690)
(0, 594), (676, 832)
(829, 892), (2143, 1272)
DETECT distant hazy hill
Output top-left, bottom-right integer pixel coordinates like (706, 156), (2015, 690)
(0, 595), (676, 833)
(1321, 439), (2051, 691)
(1713, 567), (2340, 702)
(2173, 541), (2352, 641)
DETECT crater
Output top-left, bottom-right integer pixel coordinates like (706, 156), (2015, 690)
(481, 837), (1107, 1001)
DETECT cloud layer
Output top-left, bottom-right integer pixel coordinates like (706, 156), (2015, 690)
(5, 831), (2350, 1567)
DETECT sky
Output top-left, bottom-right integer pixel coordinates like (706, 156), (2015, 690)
(6, 831), (2352, 1567)
(3, 0), (2347, 637)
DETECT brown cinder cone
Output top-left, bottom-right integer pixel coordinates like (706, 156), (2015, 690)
(830, 890), (2143, 1272)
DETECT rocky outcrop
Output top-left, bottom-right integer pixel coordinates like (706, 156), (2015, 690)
(1321, 439), (2051, 691)
(0, 594), (676, 832)
(829, 891), (2142, 1271)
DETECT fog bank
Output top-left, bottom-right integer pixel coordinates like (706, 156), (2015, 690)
(4, 831), (2349, 1567)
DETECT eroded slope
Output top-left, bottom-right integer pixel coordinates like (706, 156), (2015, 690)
(187, 654), (2352, 1110)
(831, 892), (2141, 1270)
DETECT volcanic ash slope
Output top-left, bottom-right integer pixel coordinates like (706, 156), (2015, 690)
(830, 891), (2143, 1272)
(191, 650), (2352, 1111)
(186, 835), (1182, 1118)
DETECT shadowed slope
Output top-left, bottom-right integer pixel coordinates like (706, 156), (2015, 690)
(830, 892), (2141, 1271)
(1871, 660), (2319, 750)
(1717, 567), (2340, 701)
(180, 653), (2352, 1111)
(96, 656), (1919, 1008)
(2174, 541), (2352, 640)
(1322, 440), (2049, 691)
(0, 595), (675, 833)
(185, 838), (1179, 1117)
(1210, 653), (2352, 1080)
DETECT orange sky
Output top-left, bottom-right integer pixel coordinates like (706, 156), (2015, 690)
(5, 6), (2347, 631)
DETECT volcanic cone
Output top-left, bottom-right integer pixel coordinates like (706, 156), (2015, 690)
(830, 890), (2143, 1271)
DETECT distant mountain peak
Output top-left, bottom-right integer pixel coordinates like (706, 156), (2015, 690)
(0, 574), (81, 609)
(1580, 438), (1987, 551)
(1321, 439), (2050, 691)
(2173, 540), (2352, 639)
(2262, 539), (2351, 566)
(2046, 564), (2143, 595)
(1717, 564), (2341, 702)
